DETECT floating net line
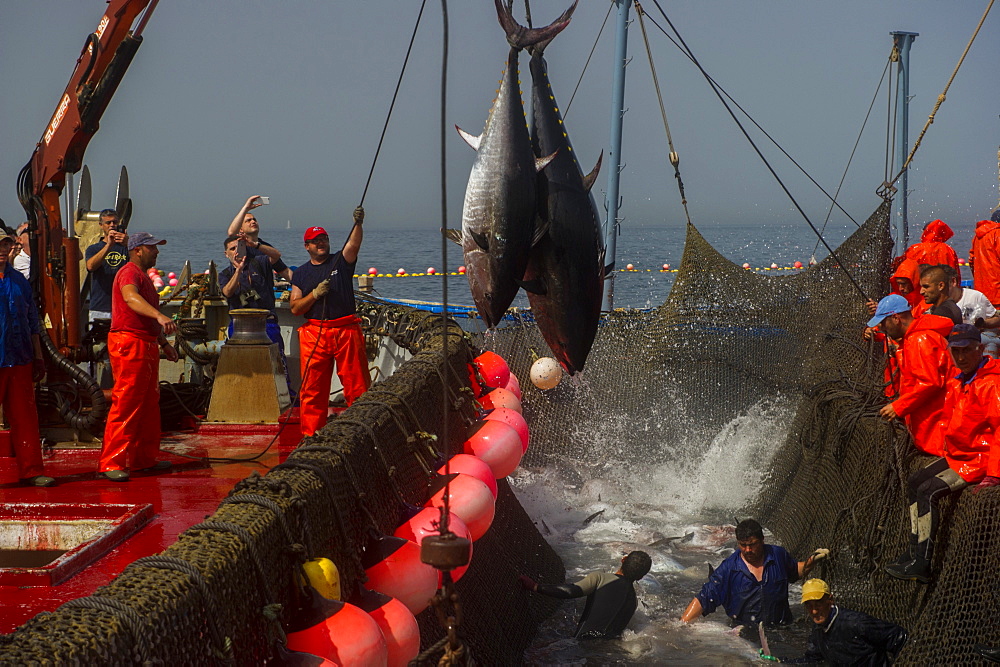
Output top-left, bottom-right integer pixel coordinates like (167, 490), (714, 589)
(487, 200), (1000, 662)
(0, 302), (564, 664)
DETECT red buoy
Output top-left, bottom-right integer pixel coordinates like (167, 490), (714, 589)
(425, 473), (496, 541)
(393, 507), (473, 583)
(482, 407), (529, 453)
(354, 588), (420, 667)
(286, 588), (388, 666)
(470, 351), (511, 389)
(477, 387), (522, 414)
(504, 372), (522, 399)
(463, 420), (523, 479)
(363, 536), (438, 615)
(436, 454), (497, 498)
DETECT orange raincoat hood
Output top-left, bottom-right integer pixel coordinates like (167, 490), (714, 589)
(920, 219), (954, 243)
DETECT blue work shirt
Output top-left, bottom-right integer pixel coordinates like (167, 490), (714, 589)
(696, 544), (798, 626)
(0, 267), (42, 368)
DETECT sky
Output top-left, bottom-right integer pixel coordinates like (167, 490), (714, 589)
(2, 1), (998, 239)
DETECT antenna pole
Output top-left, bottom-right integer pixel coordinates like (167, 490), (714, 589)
(602, 0), (632, 311)
(891, 30), (918, 255)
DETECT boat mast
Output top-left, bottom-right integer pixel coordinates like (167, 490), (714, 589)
(602, 0), (633, 311)
(892, 30), (918, 255)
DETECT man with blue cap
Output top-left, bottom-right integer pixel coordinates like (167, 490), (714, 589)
(868, 294), (953, 456)
(886, 323), (1000, 582)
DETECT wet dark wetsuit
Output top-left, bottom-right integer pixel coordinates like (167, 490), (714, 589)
(536, 572), (638, 639)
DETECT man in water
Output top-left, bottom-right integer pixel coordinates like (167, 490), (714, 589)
(520, 551), (652, 639)
(227, 195), (292, 281)
(85, 209), (129, 321)
(98, 232), (179, 482)
(868, 294), (953, 456)
(680, 519), (824, 627)
(916, 264), (962, 325)
(885, 324), (1000, 582)
(289, 207), (370, 436)
(769, 578), (907, 664)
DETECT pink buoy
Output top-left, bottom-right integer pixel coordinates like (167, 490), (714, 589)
(477, 387), (522, 415)
(355, 589), (421, 667)
(168, 278), (178, 287)
(427, 267), (436, 275)
(286, 589), (389, 666)
(436, 454), (497, 498)
(167, 271), (176, 279)
(959, 258), (968, 265)
(458, 265), (466, 274)
(793, 261), (803, 269)
(369, 267), (378, 275)
(463, 420), (523, 479)
(397, 268), (406, 275)
(425, 473), (495, 541)
(504, 372), (522, 400)
(364, 536), (438, 615)
(626, 263), (635, 271)
(483, 407), (529, 453)
(394, 508), (473, 582)
(770, 262), (779, 269)
(742, 263), (751, 269)
(470, 351), (511, 390)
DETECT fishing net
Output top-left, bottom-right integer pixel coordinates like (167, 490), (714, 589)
(487, 199), (1000, 663)
(0, 304), (564, 664)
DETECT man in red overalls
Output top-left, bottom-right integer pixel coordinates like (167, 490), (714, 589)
(290, 207), (370, 437)
(98, 232), (179, 481)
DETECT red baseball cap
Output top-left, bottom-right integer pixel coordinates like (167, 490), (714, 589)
(304, 226), (328, 242)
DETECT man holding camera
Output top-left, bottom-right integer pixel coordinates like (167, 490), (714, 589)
(85, 209), (129, 321)
(227, 195), (292, 281)
(289, 206), (370, 437)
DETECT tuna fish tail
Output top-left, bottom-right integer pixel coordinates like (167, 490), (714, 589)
(495, 0), (577, 51)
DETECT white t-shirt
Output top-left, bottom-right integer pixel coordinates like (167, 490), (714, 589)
(956, 287), (996, 324)
(12, 250), (29, 279)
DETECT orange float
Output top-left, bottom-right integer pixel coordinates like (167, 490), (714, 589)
(482, 407), (529, 453)
(477, 387), (522, 414)
(394, 506), (473, 583)
(363, 535), (438, 615)
(286, 588), (388, 666)
(504, 371), (522, 399)
(425, 472), (496, 541)
(463, 420), (523, 479)
(436, 454), (497, 498)
(354, 588), (421, 667)
(468, 351), (511, 392)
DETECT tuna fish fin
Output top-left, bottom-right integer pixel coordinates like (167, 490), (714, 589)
(470, 230), (490, 251)
(531, 218), (550, 247)
(495, 0), (577, 51)
(455, 126), (481, 151)
(517, 277), (547, 295)
(443, 228), (463, 246)
(582, 151), (604, 192)
(535, 150), (559, 173)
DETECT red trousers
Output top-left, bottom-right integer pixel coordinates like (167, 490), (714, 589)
(0, 363), (44, 478)
(99, 331), (161, 472)
(298, 316), (371, 436)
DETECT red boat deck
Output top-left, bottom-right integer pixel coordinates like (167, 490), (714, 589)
(0, 413), (343, 635)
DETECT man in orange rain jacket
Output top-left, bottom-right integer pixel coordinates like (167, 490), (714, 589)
(890, 258), (924, 308)
(905, 219), (960, 274)
(868, 294), (953, 456)
(885, 324), (1000, 583)
(969, 210), (1000, 306)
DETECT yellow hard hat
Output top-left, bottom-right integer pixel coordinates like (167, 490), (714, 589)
(801, 578), (830, 603)
(301, 557), (341, 601)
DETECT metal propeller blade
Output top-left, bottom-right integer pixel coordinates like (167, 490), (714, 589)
(77, 165), (92, 220)
(115, 165), (129, 219)
(120, 199), (133, 233)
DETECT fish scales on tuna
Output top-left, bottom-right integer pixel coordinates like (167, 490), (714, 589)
(454, 0), (577, 328)
(523, 35), (605, 375)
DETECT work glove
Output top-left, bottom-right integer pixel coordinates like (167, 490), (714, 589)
(518, 574), (537, 592)
(973, 476), (1000, 494)
(32, 357), (46, 382)
(353, 206), (365, 226)
(311, 279), (331, 299)
(810, 548), (830, 562)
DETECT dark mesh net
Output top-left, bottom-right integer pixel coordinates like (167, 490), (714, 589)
(486, 200), (1000, 662)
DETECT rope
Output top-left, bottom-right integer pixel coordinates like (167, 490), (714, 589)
(646, 0), (870, 300)
(634, 2), (691, 226)
(359, 0), (428, 206)
(61, 596), (155, 665)
(564, 2), (614, 120)
(892, 0), (994, 183)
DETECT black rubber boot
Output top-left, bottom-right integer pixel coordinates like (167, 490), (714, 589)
(892, 533), (917, 565)
(884, 550), (931, 583)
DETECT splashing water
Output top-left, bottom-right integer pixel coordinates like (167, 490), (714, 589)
(512, 397), (814, 664)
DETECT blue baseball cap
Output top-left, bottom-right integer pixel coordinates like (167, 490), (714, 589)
(948, 323), (981, 348)
(867, 294), (911, 328)
(127, 232), (167, 251)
